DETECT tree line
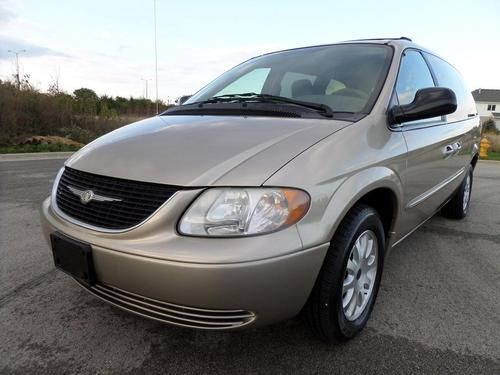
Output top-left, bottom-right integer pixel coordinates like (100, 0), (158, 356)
(0, 78), (171, 146)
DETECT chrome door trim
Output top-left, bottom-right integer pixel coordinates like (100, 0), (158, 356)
(405, 167), (465, 209)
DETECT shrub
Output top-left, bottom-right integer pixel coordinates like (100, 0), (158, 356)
(482, 118), (498, 134)
(485, 133), (500, 153)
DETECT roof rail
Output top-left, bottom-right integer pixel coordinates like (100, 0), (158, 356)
(344, 37), (413, 42)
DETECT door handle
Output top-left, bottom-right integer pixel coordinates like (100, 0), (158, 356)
(443, 142), (461, 158)
(443, 144), (454, 157)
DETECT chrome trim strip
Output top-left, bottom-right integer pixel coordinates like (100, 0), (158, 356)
(93, 284), (254, 318)
(91, 287), (247, 326)
(73, 280), (256, 330)
(405, 167), (465, 209)
(51, 167), (180, 234)
(391, 215), (433, 248)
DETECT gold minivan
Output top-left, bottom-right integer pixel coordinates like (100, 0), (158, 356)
(41, 37), (479, 342)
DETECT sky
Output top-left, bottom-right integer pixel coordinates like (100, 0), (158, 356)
(1, 0), (499, 103)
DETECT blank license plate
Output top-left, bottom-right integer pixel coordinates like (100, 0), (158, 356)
(50, 232), (96, 286)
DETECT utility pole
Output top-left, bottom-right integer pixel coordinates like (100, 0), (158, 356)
(7, 49), (26, 89)
(140, 78), (151, 99)
(153, 0), (159, 113)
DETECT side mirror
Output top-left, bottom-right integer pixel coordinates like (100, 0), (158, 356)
(177, 95), (192, 105)
(389, 87), (457, 125)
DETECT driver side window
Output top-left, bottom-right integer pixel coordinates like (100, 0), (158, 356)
(396, 50), (435, 106)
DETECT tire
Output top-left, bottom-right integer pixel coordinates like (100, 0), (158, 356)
(304, 204), (385, 342)
(441, 165), (473, 220)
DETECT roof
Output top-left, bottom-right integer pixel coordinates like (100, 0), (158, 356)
(471, 89), (500, 102)
(260, 37), (416, 58)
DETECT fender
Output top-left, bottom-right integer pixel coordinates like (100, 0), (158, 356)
(295, 166), (404, 254)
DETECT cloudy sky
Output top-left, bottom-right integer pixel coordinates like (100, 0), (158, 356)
(1, 0), (499, 102)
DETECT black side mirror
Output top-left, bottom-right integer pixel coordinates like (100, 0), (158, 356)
(389, 87), (457, 125)
(177, 95), (192, 105)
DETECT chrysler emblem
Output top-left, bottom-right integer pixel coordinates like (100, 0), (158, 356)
(80, 190), (94, 204)
(67, 186), (122, 204)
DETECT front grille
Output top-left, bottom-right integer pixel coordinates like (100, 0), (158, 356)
(56, 167), (179, 230)
(80, 282), (255, 329)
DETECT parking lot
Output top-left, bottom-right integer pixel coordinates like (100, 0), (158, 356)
(1, 157), (499, 374)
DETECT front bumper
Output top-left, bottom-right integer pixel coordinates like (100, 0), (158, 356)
(41, 197), (329, 328)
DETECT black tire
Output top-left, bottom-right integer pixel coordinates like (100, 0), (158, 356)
(304, 204), (385, 342)
(441, 165), (473, 220)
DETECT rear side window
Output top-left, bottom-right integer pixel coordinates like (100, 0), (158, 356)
(423, 53), (476, 122)
(395, 50), (435, 106)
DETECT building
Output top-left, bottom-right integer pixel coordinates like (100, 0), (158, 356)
(471, 89), (500, 130)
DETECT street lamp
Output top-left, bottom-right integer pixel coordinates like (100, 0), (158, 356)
(7, 49), (26, 89)
(140, 78), (151, 99)
(153, 0), (159, 113)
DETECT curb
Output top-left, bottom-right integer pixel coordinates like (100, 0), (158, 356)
(0, 152), (74, 162)
(479, 159), (500, 164)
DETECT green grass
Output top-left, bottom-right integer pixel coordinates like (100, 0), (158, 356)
(0, 143), (82, 154)
(485, 151), (500, 161)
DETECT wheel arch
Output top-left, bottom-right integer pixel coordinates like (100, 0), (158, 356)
(297, 166), (403, 254)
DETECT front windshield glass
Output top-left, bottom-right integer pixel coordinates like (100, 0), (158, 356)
(186, 44), (393, 114)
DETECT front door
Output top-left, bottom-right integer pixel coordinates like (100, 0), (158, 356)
(393, 50), (462, 241)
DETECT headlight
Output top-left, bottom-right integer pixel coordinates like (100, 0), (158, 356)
(178, 188), (310, 237)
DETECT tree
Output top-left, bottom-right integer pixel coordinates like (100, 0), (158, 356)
(482, 118), (498, 134)
(73, 88), (99, 116)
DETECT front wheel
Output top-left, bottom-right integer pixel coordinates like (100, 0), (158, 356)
(441, 165), (473, 220)
(304, 204), (385, 342)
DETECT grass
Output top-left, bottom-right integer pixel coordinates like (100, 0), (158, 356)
(484, 151), (500, 161)
(0, 143), (82, 154)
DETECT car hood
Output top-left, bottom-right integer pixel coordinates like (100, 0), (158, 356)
(66, 115), (350, 186)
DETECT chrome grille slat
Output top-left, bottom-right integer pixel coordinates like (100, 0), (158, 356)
(79, 282), (255, 330)
(93, 284), (254, 320)
(99, 283), (248, 314)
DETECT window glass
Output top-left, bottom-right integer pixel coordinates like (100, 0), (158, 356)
(186, 44), (393, 114)
(395, 50), (435, 106)
(279, 72), (316, 97)
(325, 79), (346, 95)
(215, 68), (270, 96)
(424, 53), (476, 122)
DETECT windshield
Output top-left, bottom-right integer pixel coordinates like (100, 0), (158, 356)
(186, 44), (393, 114)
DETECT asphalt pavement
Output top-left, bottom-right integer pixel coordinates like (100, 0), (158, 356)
(0, 158), (499, 374)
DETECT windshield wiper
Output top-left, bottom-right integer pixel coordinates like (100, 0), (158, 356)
(197, 92), (335, 118)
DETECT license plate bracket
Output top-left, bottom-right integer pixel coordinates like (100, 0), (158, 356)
(50, 232), (96, 286)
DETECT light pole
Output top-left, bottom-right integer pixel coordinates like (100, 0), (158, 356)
(7, 49), (26, 89)
(153, 0), (159, 113)
(140, 78), (151, 99)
